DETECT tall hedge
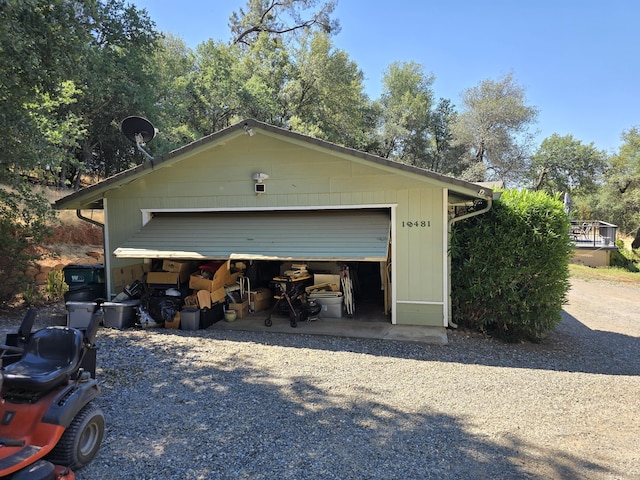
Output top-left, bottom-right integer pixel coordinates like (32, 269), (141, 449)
(450, 190), (573, 342)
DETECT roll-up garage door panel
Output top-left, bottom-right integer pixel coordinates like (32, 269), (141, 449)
(113, 210), (390, 261)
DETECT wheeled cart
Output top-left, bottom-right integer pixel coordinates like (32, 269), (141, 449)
(264, 275), (312, 328)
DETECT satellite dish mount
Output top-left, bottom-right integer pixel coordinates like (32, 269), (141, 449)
(121, 116), (157, 162)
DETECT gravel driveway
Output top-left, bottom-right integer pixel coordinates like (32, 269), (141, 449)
(2, 277), (639, 479)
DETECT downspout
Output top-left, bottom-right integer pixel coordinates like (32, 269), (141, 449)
(76, 209), (106, 266)
(76, 209), (104, 229)
(446, 196), (493, 328)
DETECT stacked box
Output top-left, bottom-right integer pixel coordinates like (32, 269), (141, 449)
(147, 272), (181, 289)
(251, 288), (272, 312)
(113, 263), (147, 291)
(228, 296), (249, 318)
(162, 260), (196, 283)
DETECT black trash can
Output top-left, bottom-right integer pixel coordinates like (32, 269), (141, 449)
(63, 264), (106, 300)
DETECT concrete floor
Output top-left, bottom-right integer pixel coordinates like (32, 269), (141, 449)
(209, 307), (449, 345)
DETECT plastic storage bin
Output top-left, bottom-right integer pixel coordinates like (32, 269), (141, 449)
(308, 295), (343, 318)
(66, 301), (97, 329)
(180, 309), (200, 330)
(102, 300), (140, 329)
(63, 264), (106, 300)
(200, 303), (224, 328)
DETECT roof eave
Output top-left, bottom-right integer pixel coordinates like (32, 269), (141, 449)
(54, 118), (492, 210)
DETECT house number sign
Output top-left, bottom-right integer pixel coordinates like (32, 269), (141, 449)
(401, 220), (431, 228)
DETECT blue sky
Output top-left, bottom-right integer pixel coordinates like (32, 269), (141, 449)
(131, 0), (638, 154)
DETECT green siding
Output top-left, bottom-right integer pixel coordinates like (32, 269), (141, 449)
(105, 132), (446, 325)
(396, 303), (444, 327)
(394, 188), (443, 302)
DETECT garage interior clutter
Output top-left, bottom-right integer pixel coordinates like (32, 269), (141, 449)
(63, 258), (388, 332)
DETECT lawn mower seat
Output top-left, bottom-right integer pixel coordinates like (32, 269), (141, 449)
(1, 327), (84, 392)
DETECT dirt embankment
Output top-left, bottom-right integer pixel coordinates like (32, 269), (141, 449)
(25, 220), (104, 286)
(25, 244), (104, 287)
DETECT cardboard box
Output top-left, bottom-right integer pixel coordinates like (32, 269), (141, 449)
(211, 287), (226, 305)
(313, 274), (341, 287)
(251, 288), (272, 312)
(165, 311), (180, 329)
(228, 271), (242, 286)
(228, 296), (249, 319)
(162, 260), (195, 283)
(189, 261), (231, 292)
(113, 263), (147, 291)
(147, 271), (181, 289)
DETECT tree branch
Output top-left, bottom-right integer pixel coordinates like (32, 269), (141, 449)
(234, 18), (321, 45)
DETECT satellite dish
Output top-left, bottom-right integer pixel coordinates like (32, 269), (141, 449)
(120, 116), (156, 162)
(121, 116), (156, 145)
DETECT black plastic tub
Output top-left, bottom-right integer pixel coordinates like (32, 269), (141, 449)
(64, 286), (97, 302)
(200, 303), (224, 328)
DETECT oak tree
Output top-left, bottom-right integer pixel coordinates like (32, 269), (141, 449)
(452, 73), (538, 185)
(229, 0), (339, 47)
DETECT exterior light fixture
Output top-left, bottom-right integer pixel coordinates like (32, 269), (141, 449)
(252, 172), (269, 194)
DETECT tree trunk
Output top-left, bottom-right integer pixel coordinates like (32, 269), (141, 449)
(632, 227), (640, 250)
(534, 168), (548, 191)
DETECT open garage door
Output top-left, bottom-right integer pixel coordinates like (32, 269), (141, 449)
(113, 209), (390, 262)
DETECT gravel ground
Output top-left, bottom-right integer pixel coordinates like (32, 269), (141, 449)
(1, 277), (639, 480)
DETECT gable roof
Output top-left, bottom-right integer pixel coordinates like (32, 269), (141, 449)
(55, 118), (492, 210)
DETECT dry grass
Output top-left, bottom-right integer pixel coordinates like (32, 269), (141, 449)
(46, 222), (103, 245)
(569, 264), (640, 285)
(36, 186), (105, 267)
(39, 185), (105, 245)
(43, 186), (105, 226)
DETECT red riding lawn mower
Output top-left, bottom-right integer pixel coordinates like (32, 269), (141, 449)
(0, 308), (105, 479)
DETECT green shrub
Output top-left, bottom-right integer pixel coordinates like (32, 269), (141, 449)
(610, 240), (640, 272)
(451, 190), (573, 342)
(20, 270), (67, 307)
(46, 269), (68, 301)
(0, 184), (54, 304)
(22, 283), (47, 306)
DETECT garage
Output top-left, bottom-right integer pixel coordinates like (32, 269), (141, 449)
(55, 118), (492, 328)
(113, 208), (392, 321)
